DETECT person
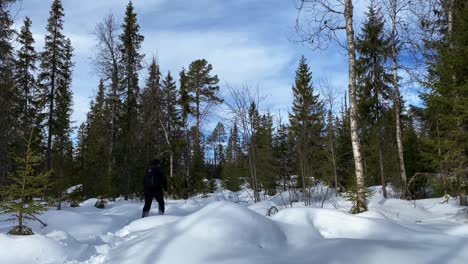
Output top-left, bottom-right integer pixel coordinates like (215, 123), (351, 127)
(142, 158), (167, 218)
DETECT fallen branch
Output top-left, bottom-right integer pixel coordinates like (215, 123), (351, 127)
(28, 213), (47, 227)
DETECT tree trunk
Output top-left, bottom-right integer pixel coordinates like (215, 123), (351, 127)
(328, 110), (339, 193)
(46, 65), (55, 171)
(390, 0), (408, 198)
(379, 142), (387, 198)
(345, 0), (366, 212)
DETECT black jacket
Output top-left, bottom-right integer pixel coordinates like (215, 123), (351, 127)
(144, 159), (167, 191)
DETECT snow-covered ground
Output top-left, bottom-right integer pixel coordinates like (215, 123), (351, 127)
(1, 186), (467, 264)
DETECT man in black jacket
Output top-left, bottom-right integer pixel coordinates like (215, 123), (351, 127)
(142, 158), (167, 218)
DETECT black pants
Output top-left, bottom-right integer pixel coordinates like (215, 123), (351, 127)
(143, 187), (165, 214)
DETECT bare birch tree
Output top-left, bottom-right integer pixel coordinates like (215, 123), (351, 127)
(383, 0), (411, 198)
(225, 84), (262, 202)
(319, 76), (339, 193)
(295, 0), (367, 212)
(92, 13), (121, 179)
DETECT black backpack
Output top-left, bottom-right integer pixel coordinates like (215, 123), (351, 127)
(144, 165), (163, 188)
(144, 166), (156, 187)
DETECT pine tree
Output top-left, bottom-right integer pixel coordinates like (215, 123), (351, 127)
(184, 59), (222, 192)
(355, 4), (393, 198)
(289, 56), (326, 206)
(119, 1), (144, 199)
(0, 132), (50, 235)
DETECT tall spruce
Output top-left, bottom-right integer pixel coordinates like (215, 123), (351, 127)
(422, 0), (468, 205)
(0, 0), (16, 186)
(355, 4), (393, 198)
(335, 97), (355, 189)
(273, 123), (295, 192)
(223, 122), (243, 193)
(37, 0), (74, 208)
(119, 1), (144, 199)
(14, 17), (40, 153)
(38, 0), (68, 171)
(140, 58), (162, 164)
(289, 56), (325, 206)
(161, 71), (181, 183)
(81, 80), (112, 196)
(256, 113), (275, 195)
(52, 38), (74, 209)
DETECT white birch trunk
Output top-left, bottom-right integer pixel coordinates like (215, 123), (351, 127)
(390, 0), (408, 198)
(345, 0), (367, 212)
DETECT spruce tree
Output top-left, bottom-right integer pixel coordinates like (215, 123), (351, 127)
(0, 0), (16, 187)
(52, 38), (74, 209)
(0, 132), (50, 235)
(81, 80), (112, 196)
(289, 56), (326, 206)
(256, 113), (275, 195)
(223, 123), (244, 193)
(37, 0), (74, 207)
(160, 71), (182, 193)
(355, 4), (393, 198)
(140, 58), (162, 163)
(335, 96), (354, 190)
(207, 122), (226, 172)
(273, 124), (295, 192)
(38, 0), (68, 171)
(14, 17), (40, 153)
(119, 1), (144, 199)
(422, 0), (468, 205)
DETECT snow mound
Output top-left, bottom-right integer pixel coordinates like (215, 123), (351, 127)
(175, 202), (286, 247)
(40, 209), (128, 242)
(0, 230), (99, 263)
(274, 207), (416, 241)
(105, 202), (288, 264)
(116, 215), (181, 237)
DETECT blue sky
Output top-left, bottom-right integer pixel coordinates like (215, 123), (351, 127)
(11, 0), (419, 132)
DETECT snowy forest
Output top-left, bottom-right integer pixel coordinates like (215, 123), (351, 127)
(0, 0), (467, 263)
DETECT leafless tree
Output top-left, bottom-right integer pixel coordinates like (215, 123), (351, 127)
(381, 0), (412, 198)
(225, 84), (262, 202)
(319, 76), (339, 193)
(92, 13), (121, 178)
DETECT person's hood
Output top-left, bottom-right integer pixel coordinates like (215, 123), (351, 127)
(151, 158), (160, 167)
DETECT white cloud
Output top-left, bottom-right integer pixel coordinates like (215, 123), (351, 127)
(143, 31), (294, 82)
